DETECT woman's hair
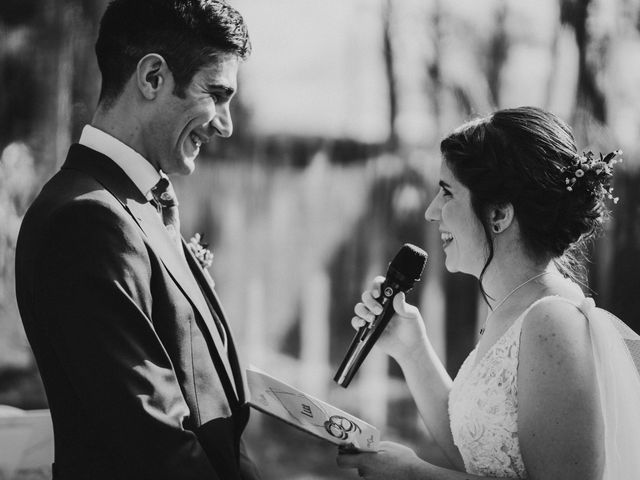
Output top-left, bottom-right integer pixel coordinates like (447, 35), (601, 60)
(440, 106), (618, 289)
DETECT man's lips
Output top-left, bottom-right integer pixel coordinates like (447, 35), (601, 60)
(189, 132), (207, 148)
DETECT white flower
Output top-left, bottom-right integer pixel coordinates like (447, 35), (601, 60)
(188, 233), (214, 269)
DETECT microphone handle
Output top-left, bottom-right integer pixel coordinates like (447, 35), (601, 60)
(334, 277), (405, 388)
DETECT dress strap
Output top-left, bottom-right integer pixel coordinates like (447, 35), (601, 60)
(516, 294), (592, 320)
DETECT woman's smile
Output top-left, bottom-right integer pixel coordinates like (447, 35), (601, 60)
(441, 231), (454, 249)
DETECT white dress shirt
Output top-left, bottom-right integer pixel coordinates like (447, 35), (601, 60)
(78, 124), (189, 263)
(79, 125), (161, 200)
(77, 127), (228, 352)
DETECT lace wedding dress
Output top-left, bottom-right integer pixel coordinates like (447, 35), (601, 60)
(448, 296), (640, 479)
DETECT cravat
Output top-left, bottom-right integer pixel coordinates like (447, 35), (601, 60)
(150, 177), (182, 251)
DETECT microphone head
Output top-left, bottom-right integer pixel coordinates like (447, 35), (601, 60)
(388, 243), (428, 285)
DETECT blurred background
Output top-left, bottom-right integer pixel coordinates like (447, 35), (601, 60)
(2, 0), (640, 478)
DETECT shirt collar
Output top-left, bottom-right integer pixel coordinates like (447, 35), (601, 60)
(78, 125), (161, 200)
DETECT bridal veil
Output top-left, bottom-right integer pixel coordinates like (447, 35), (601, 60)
(579, 297), (640, 479)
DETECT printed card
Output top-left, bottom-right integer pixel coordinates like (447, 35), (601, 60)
(246, 366), (379, 452)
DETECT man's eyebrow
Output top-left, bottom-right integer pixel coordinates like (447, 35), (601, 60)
(439, 180), (451, 189)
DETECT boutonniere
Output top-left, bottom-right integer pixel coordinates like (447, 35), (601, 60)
(187, 233), (215, 288)
(187, 233), (214, 269)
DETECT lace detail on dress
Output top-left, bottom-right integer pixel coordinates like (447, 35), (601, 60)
(449, 295), (640, 479)
(449, 314), (528, 478)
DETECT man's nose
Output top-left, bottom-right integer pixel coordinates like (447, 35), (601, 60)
(210, 106), (233, 138)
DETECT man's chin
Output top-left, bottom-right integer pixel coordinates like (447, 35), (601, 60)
(177, 156), (197, 175)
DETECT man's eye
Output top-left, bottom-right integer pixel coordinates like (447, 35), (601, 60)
(441, 187), (452, 197)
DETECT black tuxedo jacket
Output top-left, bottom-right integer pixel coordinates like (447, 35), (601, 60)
(15, 145), (261, 480)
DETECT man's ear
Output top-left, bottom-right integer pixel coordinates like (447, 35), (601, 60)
(136, 53), (170, 100)
(489, 202), (514, 234)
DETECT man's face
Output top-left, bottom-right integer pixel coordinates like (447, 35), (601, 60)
(145, 53), (239, 175)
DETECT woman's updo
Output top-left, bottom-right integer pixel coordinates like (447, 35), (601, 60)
(440, 106), (619, 264)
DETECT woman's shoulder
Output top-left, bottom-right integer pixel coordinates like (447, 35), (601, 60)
(522, 275), (589, 332)
(519, 290), (594, 373)
(516, 289), (605, 479)
(523, 296), (588, 336)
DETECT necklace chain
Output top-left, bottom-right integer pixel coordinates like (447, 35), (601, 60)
(479, 271), (551, 336)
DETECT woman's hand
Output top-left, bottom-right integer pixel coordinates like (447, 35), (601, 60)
(336, 441), (423, 479)
(352, 276), (428, 362)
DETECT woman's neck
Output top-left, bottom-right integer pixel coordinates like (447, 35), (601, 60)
(480, 255), (558, 311)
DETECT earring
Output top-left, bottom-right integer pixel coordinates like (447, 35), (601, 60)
(492, 224), (500, 233)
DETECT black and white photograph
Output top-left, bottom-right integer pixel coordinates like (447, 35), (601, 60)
(1, 1), (640, 479)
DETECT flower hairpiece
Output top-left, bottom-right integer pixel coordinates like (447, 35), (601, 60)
(187, 233), (214, 269)
(563, 149), (623, 204)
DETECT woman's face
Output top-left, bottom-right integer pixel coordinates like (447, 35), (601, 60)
(425, 159), (489, 276)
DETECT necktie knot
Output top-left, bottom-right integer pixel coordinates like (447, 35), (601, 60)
(150, 176), (182, 251)
(151, 177), (179, 208)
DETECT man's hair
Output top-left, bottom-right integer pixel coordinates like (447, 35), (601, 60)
(95, 0), (251, 106)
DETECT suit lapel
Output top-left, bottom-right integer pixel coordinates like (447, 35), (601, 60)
(183, 242), (246, 403)
(129, 201), (239, 401)
(62, 145), (239, 402)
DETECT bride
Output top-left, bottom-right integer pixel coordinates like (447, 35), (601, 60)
(337, 106), (640, 479)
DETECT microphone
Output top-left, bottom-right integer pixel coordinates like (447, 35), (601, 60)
(334, 244), (428, 388)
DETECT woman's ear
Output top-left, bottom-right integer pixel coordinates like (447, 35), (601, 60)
(489, 203), (514, 234)
(135, 53), (169, 100)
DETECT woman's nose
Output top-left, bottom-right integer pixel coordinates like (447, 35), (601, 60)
(424, 196), (441, 222)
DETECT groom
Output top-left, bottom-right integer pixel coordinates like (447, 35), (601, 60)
(15, 1), (261, 479)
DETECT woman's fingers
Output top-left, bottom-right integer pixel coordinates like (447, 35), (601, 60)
(351, 276), (396, 332)
(351, 316), (366, 329)
(361, 290), (383, 315)
(371, 276), (385, 297)
(354, 302), (376, 323)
